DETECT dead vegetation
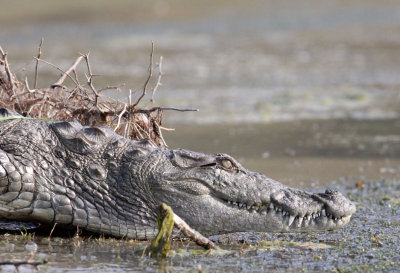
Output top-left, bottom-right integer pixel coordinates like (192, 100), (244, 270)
(0, 41), (197, 146)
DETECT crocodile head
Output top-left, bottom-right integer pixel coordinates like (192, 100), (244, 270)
(150, 149), (356, 234)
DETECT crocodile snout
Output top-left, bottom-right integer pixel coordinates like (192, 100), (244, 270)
(312, 189), (356, 219)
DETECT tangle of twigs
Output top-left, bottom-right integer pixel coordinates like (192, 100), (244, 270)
(0, 41), (198, 146)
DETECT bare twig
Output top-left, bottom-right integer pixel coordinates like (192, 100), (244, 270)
(151, 55), (163, 103)
(133, 41), (154, 107)
(0, 46), (15, 86)
(153, 121), (168, 147)
(136, 121), (150, 139)
(132, 123), (144, 139)
(50, 56), (83, 88)
(35, 57), (80, 88)
(124, 121), (130, 138)
(97, 84), (125, 92)
(48, 222), (57, 240)
(72, 69), (81, 86)
(24, 77), (33, 92)
(34, 38), (43, 89)
(0, 45), (16, 94)
(159, 126), (175, 131)
(114, 104), (127, 132)
(172, 212), (219, 250)
(137, 106), (199, 114)
(81, 52), (100, 106)
(129, 89), (132, 105)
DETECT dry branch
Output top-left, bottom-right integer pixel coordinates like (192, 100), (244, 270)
(82, 52), (100, 106)
(0, 45), (16, 95)
(35, 57), (80, 88)
(173, 213), (220, 250)
(34, 38), (43, 89)
(136, 106), (199, 115)
(0, 42), (196, 147)
(133, 41), (154, 107)
(151, 55), (163, 102)
(51, 56), (84, 88)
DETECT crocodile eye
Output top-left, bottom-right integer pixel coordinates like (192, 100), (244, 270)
(221, 159), (233, 169)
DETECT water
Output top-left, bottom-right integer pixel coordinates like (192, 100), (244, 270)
(165, 119), (400, 187)
(1, 0), (400, 123)
(1, 0), (400, 272)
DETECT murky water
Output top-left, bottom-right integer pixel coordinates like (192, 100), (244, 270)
(1, 0), (400, 272)
(1, 0), (400, 123)
(165, 119), (400, 187)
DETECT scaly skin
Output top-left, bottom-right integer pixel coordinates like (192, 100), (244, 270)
(0, 108), (355, 239)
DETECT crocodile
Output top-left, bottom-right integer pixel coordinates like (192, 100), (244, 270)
(0, 108), (355, 239)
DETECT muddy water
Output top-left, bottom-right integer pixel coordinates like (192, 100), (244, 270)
(1, 1), (400, 123)
(1, 0), (400, 272)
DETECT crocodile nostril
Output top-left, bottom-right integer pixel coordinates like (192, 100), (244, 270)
(325, 188), (338, 195)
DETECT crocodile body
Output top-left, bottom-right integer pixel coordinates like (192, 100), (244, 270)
(0, 108), (355, 239)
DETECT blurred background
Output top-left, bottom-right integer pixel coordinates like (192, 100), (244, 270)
(1, 0), (400, 186)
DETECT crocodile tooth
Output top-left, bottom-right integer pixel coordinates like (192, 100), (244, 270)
(321, 209), (326, 217)
(282, 211), (287, 216)
(288, 215), (295, 226)
(298, 217), (303, 226)
(261, 209), (267, 216)
(277, 207), (282, 212)
(306, 215), (311, 221)
(312, 213), (316, 219)
(269, 203), (274, 210)
(239, 203), (243, 208)
(227, 200), (231, 204)
(334, 218), (338, 221)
